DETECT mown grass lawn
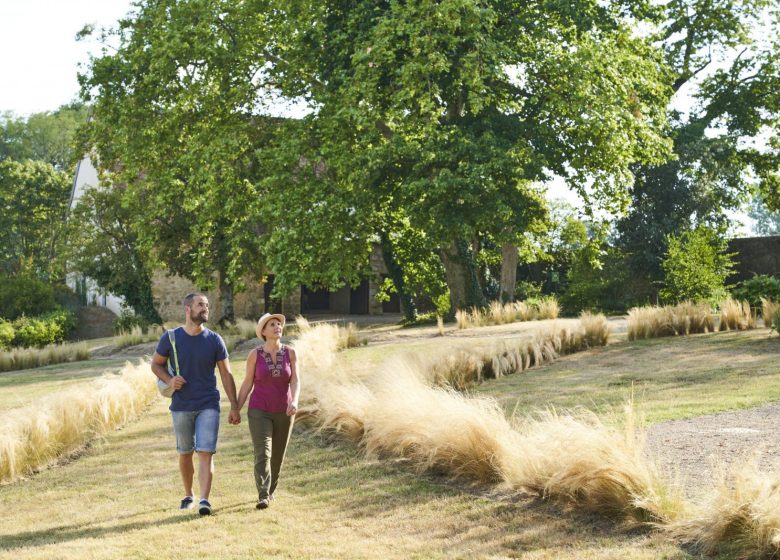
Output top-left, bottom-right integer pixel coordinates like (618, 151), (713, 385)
(3, 322), (779, 559)
(473, 328), (780, 424)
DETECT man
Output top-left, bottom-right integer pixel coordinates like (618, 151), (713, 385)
(151, 292), (241, 515)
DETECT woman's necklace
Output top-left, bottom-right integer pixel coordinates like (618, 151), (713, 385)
(261, 345), (284, 377)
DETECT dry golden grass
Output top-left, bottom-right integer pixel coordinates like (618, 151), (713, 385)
(296, 317), (677, 527)
(0, 341), (91, 373)
(666, 459), (780, 558)
(761, 298), (779, 327)
(456, 297), (560, 329)
(0, 360), (157, 483)
(502, 403), (685, 524)
(627, 302), (715, 340)
(221, 318), (258, 339)
(113, 324), (164, 349)
(719, 298), (757, 331)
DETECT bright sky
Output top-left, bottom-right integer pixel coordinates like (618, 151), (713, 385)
(0, 0), (134, 116)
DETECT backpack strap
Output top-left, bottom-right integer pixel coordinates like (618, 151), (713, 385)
(167, 329), (180, 376)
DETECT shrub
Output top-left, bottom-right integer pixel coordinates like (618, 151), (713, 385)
(0, 320), (14, 349)
(115, 308), (146, 334)
(0, 275), (58, 320)
(731, 275), (780, 310)
(12, 309), (76, 348)
(660, 226), (735, 304)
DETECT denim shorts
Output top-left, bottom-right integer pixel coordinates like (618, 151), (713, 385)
(171, 409), (220, 454)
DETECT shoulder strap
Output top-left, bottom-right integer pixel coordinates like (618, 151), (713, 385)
(167, 329), (180, 376)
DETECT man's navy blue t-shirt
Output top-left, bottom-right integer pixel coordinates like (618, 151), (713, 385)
(156, 327), (228, 412)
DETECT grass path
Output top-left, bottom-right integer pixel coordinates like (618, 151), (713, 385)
(2, 394), (685, 559)
(7, 323), (780, 558)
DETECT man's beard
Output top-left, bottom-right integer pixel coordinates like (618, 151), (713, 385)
(192, 311), (208, 325)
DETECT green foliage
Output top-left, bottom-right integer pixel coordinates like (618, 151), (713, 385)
(660, 226), (735, 304)
(0, 103), (88, 171)
(515, 280), (543, 302)
(67, 187), (161, 323)
(616, 2), (780, 297)
(12, 309), (76, 348)
(732, 275), (780, 309)
(114, 308), (147, 334)
(0, 276), (58, 320)
(561, 245), (632, 315)
(0, 320), (14, 349)
(81, 0), (674, 312)
(0, 159), (71, 280)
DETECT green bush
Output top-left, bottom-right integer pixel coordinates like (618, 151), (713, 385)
(0, 275), (58, 320)
(115, 308), (146, 334)
(12, 309), (76, 348)
(0, 320), (14, 349)
(731, 275), (780, 309)
(660, 226), (735, 304)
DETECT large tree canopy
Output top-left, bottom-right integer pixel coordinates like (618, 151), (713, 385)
(616, 0), (780, 300)
(81, 0), (674, 311)
(0, 159), (71, 280)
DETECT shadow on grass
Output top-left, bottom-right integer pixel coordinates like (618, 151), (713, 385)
(0, 507), (214, 551)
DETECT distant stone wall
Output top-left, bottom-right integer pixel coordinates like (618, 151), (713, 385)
(151, 270), (266, 322)
(728, 236), (780, 284)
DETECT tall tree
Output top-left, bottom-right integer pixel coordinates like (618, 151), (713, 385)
(0, 159), (71, 280)
(67, 186), (162, 323)
(79, 3), (272, 323)
(256, 0), (672, 310)
(616, 1), (780, 298)
(82, 0), (673, 312)
(0, 103), (88, 171)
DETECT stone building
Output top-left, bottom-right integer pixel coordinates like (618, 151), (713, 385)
(70, 155), (399, 322)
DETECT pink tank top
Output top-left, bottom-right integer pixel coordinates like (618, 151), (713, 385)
(249, 345), (292, 413)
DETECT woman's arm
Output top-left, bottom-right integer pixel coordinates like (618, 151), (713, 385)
(236, 349), (257, 411)
(287, 347), (300, 416)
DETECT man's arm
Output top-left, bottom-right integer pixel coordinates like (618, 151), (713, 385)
(217, 358), (240, 425)
(151, 352), (186, 391)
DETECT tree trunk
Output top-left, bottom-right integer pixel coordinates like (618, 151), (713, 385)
(380, 232), (417, 322)
(500, 243), (518, 302)
(439, 239), (487, 313)
(216, 272), (234, 325)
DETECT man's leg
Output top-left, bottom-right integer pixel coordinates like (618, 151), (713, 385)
(179, 452), (195, 496)
(193, 408), (220, 505)
(172, 411), (197, 506)
(197, 451), (214, 500)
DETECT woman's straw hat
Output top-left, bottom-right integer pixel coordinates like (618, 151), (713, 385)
(256, 313), (286, 339)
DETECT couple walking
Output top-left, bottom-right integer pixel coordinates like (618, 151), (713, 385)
(150, 292), (300, 514)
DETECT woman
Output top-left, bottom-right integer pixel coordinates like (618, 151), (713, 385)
(237, 312), (300, 509)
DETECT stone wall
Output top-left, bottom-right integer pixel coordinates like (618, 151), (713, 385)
(151, 242), (392, 320)
(728, 236), (780, 284)
(151, 270), (267, 322)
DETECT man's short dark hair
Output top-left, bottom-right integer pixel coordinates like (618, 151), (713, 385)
(183, 292), (207, 308)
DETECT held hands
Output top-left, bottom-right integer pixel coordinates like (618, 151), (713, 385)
(228, 408), (241, 425)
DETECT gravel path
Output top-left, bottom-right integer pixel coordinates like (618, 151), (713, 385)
(645, 403), (780, 496)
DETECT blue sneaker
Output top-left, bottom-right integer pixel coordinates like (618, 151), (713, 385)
(198, 499), (212, 515)
(180, 496), (194, 510)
